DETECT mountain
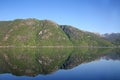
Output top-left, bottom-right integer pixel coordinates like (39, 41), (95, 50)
(60, 25), (111, 46)
(0, 18), (111, 46)
(103, 33), (120, 46)
(0, 19), (72, 46)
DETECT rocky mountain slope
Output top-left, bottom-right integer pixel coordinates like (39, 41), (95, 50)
(60, 25), (111, 46)
(0, 18), (111, 46)
(103, 33), (120, 45)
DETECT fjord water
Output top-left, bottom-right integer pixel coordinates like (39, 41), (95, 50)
(0, 48), (120, 80)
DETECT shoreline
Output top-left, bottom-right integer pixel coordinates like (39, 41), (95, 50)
(0, 46), (119, 48)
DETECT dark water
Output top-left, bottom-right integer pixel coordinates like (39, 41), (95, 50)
(0, 48), (120, 80)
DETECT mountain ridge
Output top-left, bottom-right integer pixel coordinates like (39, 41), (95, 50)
(0, 18), (112, 46)
(103, 33), (120, 46)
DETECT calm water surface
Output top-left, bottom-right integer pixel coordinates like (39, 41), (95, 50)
(0, 48), (120, 80)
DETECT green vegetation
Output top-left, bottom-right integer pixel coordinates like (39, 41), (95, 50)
(104, 33), (120, 46)
(0, 18), (112, 46)
(60, 25), (111, 46)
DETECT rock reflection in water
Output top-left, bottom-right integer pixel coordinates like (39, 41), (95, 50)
(0, 48), (118, 77)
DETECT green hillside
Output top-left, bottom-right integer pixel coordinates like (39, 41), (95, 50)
(60, 25), (111, 46)
(0, 19), (111, 46)
(103, 33), (120, 46)
(0, 19), (72, 46)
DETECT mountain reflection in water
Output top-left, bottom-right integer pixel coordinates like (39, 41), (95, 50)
(0, 48), (120, 80)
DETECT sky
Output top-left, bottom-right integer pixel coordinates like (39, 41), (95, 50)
(0, 0), (120, 34)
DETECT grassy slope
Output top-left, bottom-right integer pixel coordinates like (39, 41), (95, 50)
(60, 25), (112, 46)
(0, 19), (72, 46)
(0, 19), (112, 46)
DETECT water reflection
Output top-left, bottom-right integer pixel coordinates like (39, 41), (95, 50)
(102, 49), (120, 60)
(0, 48), (72, 76)
(0, 48), (120, 80)
(60, 48), (112, 69)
